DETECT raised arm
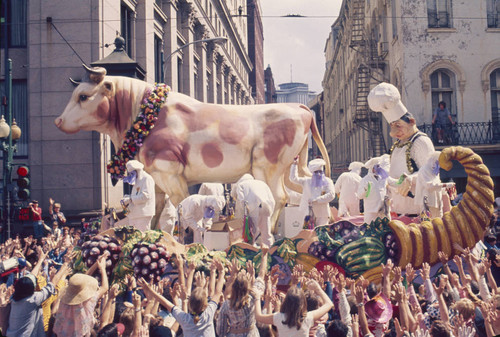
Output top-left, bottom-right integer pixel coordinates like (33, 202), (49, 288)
(138, 277), (175, 312)
(307, 279), (334, 321)
(289, 157), (307, 185)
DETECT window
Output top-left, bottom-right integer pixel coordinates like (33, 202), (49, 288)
(490, 69), (500, 139)
(0, 80), (28, 157)
(391, 0), (398, 38)
(121, 3), (134, 57)
(154, 36), (163, 83)
(487, 0), (500, 28)
(430, 69), (456, 120)
(0, 0), (27, 47)
(427, 0), (451, 28)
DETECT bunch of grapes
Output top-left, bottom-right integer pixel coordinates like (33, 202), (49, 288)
(130, 242), (170, 282)
(308, 241), (337, 261)
(383, 232), (398, 259)
(80, 235), (122, 278)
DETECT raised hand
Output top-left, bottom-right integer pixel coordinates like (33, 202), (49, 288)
(393, 267), (402, 284)
(353, 285), (364, 305)
(432, 274), (448, 296)
(406, 263), (416, 284)
(382, 259), (394, 278)
(421, 262), (431, 281)
(438, 251), (448, 264)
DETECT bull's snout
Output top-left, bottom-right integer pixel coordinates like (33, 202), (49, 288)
(54, 117), (62, 128)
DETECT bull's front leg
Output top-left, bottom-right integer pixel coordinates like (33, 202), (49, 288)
(150, 171), (189, 207)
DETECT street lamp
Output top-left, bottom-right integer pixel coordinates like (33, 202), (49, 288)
(161, 36), (228, 83)
(0, 59), (22, 241)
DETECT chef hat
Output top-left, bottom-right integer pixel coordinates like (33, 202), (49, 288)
(205, 195), (226, 211)
(367, 82), (408, 123)
(348, 161), (364, 172)
(364, 157), (380, 170)
(308, 158), (326, 172)
(126, 160), (144, 172)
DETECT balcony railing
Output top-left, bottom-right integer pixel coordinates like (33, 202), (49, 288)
(418, 121), (500, 146)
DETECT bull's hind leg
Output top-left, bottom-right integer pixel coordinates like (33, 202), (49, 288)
(252, 167), (287, 234)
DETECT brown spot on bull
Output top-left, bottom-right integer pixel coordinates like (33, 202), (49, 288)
(109, 89), (133, 134)
(201, 142), (223, 168)
(96, 99), (110, 121)
(142, 131), (190, 167)
(299, 105), (312, 134)
(177, 103), (221, 132)
(263, 119), (297, 164)
(219, 115), (249, 144)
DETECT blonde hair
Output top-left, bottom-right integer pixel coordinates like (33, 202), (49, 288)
(451, 298), (475, 321)
(189, 287), (208, 324)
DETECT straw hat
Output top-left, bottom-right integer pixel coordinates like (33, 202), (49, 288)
(367, 82), (408, 123)
(308, 158), (326, 172)
(60, 273), (99, 305)
(365, 293), (393, 324)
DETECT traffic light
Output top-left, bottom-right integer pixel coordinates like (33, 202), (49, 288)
(16, 165), (30, 200)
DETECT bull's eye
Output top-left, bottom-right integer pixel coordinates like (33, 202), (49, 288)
(79, 95), (88, 102)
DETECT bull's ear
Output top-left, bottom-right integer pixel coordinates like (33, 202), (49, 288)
(101, 80), (115, 98)
(82, 64), (106, 84)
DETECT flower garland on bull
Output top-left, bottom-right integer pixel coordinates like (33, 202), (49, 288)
(107, 84), (171, 183)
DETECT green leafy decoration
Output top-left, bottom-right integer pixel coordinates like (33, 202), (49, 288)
(277, 238), (297, 267)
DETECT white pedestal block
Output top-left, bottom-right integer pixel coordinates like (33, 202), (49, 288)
(276, 206), (304, 238)
(204, 231), (230, 250)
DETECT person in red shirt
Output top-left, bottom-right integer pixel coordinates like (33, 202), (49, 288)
(30, 200), (43, 239)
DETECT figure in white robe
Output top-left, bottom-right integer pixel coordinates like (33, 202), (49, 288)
(198, 182), (225, 219)
(290, 158), (335, 227)
(121, 160), (156, 231)
(178, 195), (226, 244)
(357, 157), (390, 225)
(231, 174), (275, 247)
(335, 161), (363, 217)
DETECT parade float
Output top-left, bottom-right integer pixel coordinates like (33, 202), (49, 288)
(59, 67), (495, 285)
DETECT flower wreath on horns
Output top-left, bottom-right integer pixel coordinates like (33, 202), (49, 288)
(107, 84), (171, 184)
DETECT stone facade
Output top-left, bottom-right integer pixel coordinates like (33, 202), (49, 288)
(322, 0), (500, 186)
(1, 0), (257, 217)
(247, 0), (265, 104)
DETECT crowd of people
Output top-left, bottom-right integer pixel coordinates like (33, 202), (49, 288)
(0, 206), (498, 337)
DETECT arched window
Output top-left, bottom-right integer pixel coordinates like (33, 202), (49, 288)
(490, 69), (500, 138)
(430, 69), (456, 120)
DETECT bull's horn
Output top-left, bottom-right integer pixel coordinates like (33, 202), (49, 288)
(69, 78), (81, 87)
(82, 64), (107, 84)
(387, 146), (494, 269)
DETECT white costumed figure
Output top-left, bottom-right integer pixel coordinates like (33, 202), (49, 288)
(231, 174), (275, 247)
(121, 160), (156, 231)
(368, 83), (435, 216)
(157, 194), (177, 235)
(178, 195), (226, 244)
(357, 157), (390, 225)
(335, 161), (364, 217)
(290, 157), (335, 227)
(415, 151), (444, 218)
(198, 183), (225, 197)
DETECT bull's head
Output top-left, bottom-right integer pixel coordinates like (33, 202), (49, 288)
(55, 64), (115, 134)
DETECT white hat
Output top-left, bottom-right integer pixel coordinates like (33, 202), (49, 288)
(364, 157), (380, 170)
(348, 161), (364, 171)
(205, 195), (226, 211)
(126, 160), (144, 172)
(308, 158), (326, 172)
(236, 174), (254, 185)
(367, 82), (408, 123)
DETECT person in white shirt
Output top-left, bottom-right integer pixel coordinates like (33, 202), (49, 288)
(335, 161), (364, 217)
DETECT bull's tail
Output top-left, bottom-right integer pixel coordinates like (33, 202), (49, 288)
(302, 105), (331, 177)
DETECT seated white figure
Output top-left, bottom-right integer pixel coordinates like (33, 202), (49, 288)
(231, 174), (275, 248)
(290, 157), (335, 227)
(157, 194), (177, 236)
(121, 160), (156, 231)
(178, 194), (226, 244)
(357, 157), (390, 225)
(335, 161), (363, 217)
(415, 151), (445, 218)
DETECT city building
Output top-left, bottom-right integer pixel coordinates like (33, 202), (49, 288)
(247, 0), (265, 104)
(264, 65), (277, 103)
(0, 0), (258, 220)
(276, 82), (316, 105)
(322, 0), (500, 194)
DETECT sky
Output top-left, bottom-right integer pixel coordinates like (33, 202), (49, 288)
(259, 1), (342, 93)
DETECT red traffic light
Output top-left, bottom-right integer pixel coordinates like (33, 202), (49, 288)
(17, 166), (29, 177)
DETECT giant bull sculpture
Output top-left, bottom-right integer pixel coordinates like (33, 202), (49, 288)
(56, 65), (330, 229)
